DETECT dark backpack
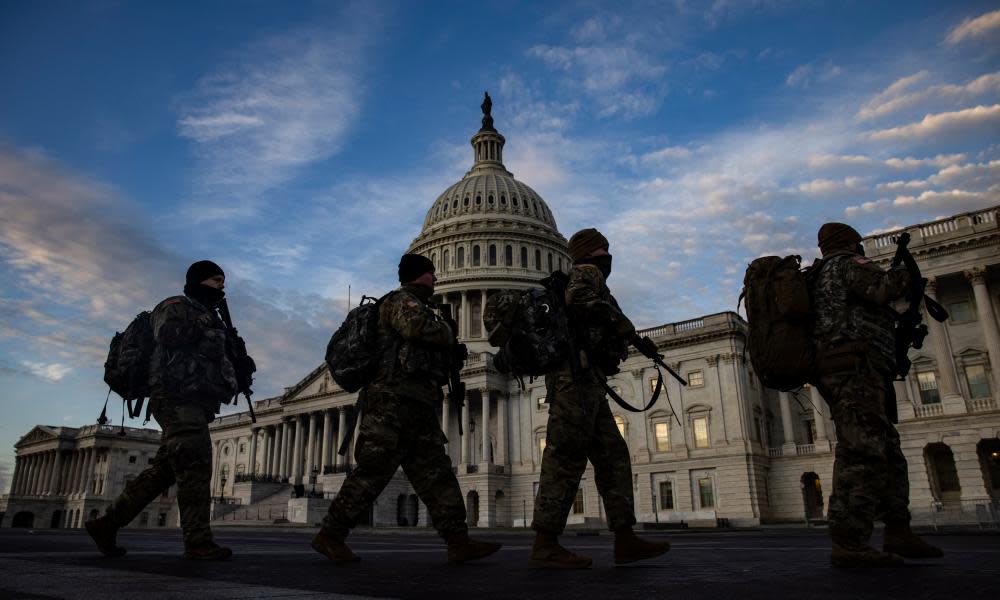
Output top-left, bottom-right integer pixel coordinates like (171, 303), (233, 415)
(740, 255), (816, 391)
(103, 310), (155, 420)
(325, 294), (392, 393)
(484, 272), (572, 377)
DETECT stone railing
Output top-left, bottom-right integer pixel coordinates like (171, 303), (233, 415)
(768, 447), (783, 457)
(968, 397), (997, 413)
(914, 403), (945, 418)
(638, 312), (744, 340)
(866, 206), (998, 257)
(234, 474), (285, 484)
(796, 444), (815, 455)
(323, 464), (356, 475)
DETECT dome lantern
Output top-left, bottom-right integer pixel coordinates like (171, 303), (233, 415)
(468, 91), (510, 177)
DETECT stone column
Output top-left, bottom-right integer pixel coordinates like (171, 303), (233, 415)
(336, 408), (347, 467)
(894, 379), (915, 421)
(26, 453), (40, 495)
(925, 279), (964, 413)
(271, 425), (282, 477)
(248, 428), (258, 475)
(497, 393), (508, 465)
(9, 456), (23, 496)
(38, 452), (52, 495)
(441, 396), (450, 454)
(278, 421), (291, 479)
(211, 441), (222, 495)
(481, 389), (491, 466)
(808, 387), (830, 452)
(70, 450), (84, 495)
(461, 399), (470, 464)
(778, 391), (796, 452)
(291, 415), (305, 484)
(305, 413), (318, 482)
(81, 448), (95, 495)
(480, 289), (488, 338)
(49, 450), (64, 495)
(352, 405), (362, 464)
(967, 267), (1000, 398)
(265, 428), (275, 476)
(63, 452), (77, 496)
(321, 409), (333, 473)
(461, 291), (470, 339)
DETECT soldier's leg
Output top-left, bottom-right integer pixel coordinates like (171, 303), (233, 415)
(162, 404), (215, 549)
(821, 372), (888, 549)
(531, 382), (592, 535)
(320, 393), (406, 540)
(400, 408), (467, 537)
(588, 399), (636, 531)
(104, 442), (177, 527)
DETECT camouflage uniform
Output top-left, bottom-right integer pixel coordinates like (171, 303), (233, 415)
(321, 284), (468, 539)
(105, 296), (236, 548)
(533, 264), (637, 534)
(811, 251), (911, 549)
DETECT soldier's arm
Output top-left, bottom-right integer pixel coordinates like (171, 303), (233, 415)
(152, 300), (202, 349)
(384, 295), (453, 348)
(566, 265), (636, 336)
(845, 258), (912, 305)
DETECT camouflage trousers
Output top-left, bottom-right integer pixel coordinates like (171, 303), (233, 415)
(532, 368), (636, 534)
(816, 366), (910, 548)
(321, 390), (467, 539)
(105, 399), (214, 548)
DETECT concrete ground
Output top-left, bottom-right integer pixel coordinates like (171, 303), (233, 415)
(0, 526), (997, 599)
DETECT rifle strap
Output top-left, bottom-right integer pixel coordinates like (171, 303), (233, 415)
(338, 388), (366, 456)
(98, 388), (112, 424)
(600, 365), (662, 413)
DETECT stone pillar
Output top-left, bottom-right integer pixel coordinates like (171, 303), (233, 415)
(62, 452), (77, 497)
(273, 425), (284, 477)
(481, 389), (491, 466)
(26, 453), (40, 495)
(10, 456), (23, 496)
(809, 386), (830, 451)
(336, 408), (347, 467)
(212, 441), (222, 495)
(81, 448), (95, 495)
(925, 279), (964, 413)
(894, 379), (915, 422)
(279, 421), (291, 479)
(321, 409), (333, 473)
(497, 392), (508, 465)
(480, 289), (488, 338)
(441, 396), (450, 436)
(352, 406), (362, 464)
(49, 450), (64, 495)
(69, 451), (84, 495)
(265, 428), (275, 475)
(248, 428), (258, 475)
(37, 452), (52, 495)
(778, 391), (796, 452)
(967, 267), (1000, 398)
(461, 399), (470, 464)
(291, 416), (304, 484)
(461, 291), (470, 340)
(305, 413), (318, 483)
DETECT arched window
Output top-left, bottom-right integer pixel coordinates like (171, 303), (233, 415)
(513, 195), (519, 207)
(558, 257), (563, 271)
(442, 249), (449, 272)
(489, 245), (497, 266)
(476, 195), (482, 206)
(463, 196), (469, 207)
(457, 247), (465, 268)
(535, 249), (542, 270)
(430, 252), (436, 269)
(505, 245), (513, 267)
(471, 302), (482, 337)
(520, 247), (528, 268)
(548, 253), (553, 273)
(473, 246), (481, 267)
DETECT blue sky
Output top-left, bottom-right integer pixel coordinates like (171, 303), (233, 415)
(2, 0), (999, 491)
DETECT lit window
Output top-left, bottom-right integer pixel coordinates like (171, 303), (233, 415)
(572, 489), (584, 514)
(917, 371), (940, 404)
(615, 416), (626, 439)
(658, 481), (674, 510)
(688, 370), (705, 388)
(965, 364), (990, 398)
(649, 378), (660, 395)
(654, 423), (670, 452)
(947, 301), (973, 322)
(693, 416), (710, 448)
(698, 477), (714, 508)
(538, 436), (547, 458)
(537, 395), (547, 409)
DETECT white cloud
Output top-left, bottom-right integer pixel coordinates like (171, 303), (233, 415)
(892, 189), (998, 211)
(641, 146), (692, 163)
(22, 361), (71, 382)
(945, 8), (1000, 45)
(867, 104), (1000, 141)
(786, 61), (842, 88)
(884, 154), (968, 169)
(858, 71), (1000, 120)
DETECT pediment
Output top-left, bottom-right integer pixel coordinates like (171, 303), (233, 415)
(281, 363), (339, 402)
(15, 425), (60, 448)
(955, 346), (987, 357)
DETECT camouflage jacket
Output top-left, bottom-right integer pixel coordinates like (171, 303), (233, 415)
(148, 295), (238, 412)
(370, 284), (454, 403)
(566, 264), (636, 374)
(810, 251), (910, 372)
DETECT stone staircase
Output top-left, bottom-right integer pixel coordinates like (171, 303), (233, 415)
(213, 483), (293, 524)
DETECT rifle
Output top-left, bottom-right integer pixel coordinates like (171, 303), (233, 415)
(632, 335), (686, 425)
(890, 232), (948, 380)
(218, 298), (257, 423)
(439, 304), (466, 435)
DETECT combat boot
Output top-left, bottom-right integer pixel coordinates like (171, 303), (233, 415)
(85, 516), (126, 558)
(883, 521), (944, 559)
(445, 533), (502, 564)
(613, 527), (670, 565)
(182, 541), (233, 560)
(830, 542), (903, 568)
(311, 529), (360, 564)
(528, 532), (593, 569)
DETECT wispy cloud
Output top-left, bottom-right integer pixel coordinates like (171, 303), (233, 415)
(858, 71), (1000, 120)
(786, 61), (842, 88)
(867, 104), (1000, 141)
(177, 7), (381, 217)
(22, 361), (71, 382)
(945, 8), (1000, 45)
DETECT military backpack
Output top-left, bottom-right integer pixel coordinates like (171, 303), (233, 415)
(740, 255), (816, 391)
(483, 272), (573, 377)
(102, 310), (156, 422)
(325, 293), (393, 393)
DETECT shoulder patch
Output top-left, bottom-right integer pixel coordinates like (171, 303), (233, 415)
(162, 298), (182, 305)
(853, 257), (872, 265)
(406, 300), (420, 308)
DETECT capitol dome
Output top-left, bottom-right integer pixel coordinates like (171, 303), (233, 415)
(408, 93), (571, 350)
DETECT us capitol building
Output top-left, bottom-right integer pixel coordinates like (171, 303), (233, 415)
(4, 99), (999, 531)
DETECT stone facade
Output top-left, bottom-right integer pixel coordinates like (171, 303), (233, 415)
(2, 424), (178, 529)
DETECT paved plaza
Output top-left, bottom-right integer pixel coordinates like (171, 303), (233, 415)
(0, 526), (997, 599)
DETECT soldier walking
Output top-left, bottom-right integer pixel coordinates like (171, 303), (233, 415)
(311, 253), (501, 564)
(86, 260), (241, 560)
(811, 223), (943, 567)
(529, 228), (670, 568)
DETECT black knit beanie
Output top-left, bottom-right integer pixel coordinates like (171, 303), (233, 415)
(398, 253), (435, 283)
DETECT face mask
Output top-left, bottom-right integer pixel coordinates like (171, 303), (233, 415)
(578, 254), (612, 279)
(184, 282), (226, 307)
